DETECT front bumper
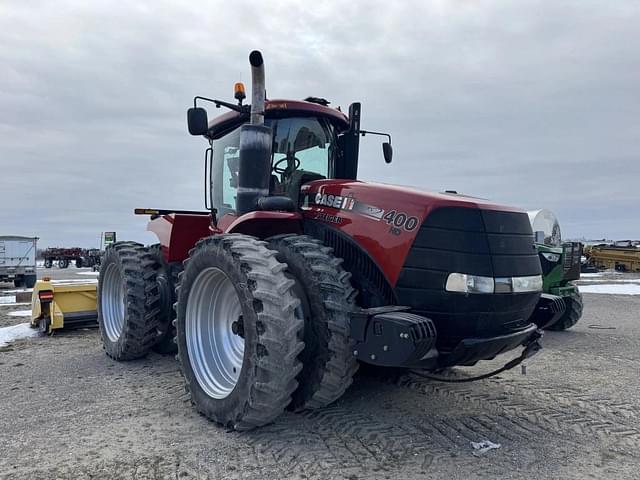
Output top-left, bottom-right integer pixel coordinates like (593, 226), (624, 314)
(351, 308), (541, 370)
(436, 323), (539, 367)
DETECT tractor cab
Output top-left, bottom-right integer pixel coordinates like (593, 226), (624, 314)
(188, 88), (391, 219)
(211, 111), (340, 216)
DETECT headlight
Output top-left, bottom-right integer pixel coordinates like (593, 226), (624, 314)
(445, 273), (494, 293)
(445, 273), (542, 294)
(541, 252), (561, 262)
(512, 275), (543, 293)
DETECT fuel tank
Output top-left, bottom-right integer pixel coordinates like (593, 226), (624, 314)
(300, 180), (542, 351)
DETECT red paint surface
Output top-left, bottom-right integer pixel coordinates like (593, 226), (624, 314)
(301, 180), (525, 286)
(206, 99), (349, 139)
(148, 211), (303, 262)
(147, 214), (212, 262)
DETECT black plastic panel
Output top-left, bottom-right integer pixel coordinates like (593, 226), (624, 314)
(404, 247), (494, 276)
(413, 228), (490, 253)
(481, 210), (533, 234)
(423, 207), (485, 232)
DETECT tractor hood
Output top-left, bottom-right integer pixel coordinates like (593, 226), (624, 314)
(300, 179), (534, 287)
(303, 180), (523, 214)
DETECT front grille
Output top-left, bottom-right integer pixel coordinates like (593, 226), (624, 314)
(396, 207), (541, 296)
(395, 207), (541, 348)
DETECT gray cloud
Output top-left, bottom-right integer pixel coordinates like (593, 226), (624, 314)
(1, 0), (638, 247)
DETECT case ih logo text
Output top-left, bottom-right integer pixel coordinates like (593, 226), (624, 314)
(314, 193), (355, 210)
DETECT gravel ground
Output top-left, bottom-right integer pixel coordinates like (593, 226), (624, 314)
(1, 268), (639, 479)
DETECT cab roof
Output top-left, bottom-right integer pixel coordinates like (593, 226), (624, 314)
(205, 99), (350, 140)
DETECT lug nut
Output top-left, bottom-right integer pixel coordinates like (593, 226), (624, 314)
(353, 350), (359, 356)
(383, 345), (389, 351)
(370, 354), (376, 360)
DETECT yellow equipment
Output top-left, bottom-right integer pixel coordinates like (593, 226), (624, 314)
(584, 245), (640, 272)
(30, 278), (98, 334)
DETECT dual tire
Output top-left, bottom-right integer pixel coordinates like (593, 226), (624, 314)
(175, 234), (358, 429)
(98, 234), (358, 430)
(98, 242), (181, 359)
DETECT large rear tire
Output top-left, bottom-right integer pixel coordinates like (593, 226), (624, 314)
(268, 234), (358, 410)
(176, 234), (304, 430)
(147, 244), (181, 354)
(546, 286), (583, 331)
(13, 276), (25, 289)
(97, 242), (162, 360)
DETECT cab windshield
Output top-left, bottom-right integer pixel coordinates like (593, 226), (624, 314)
(211, 116), (336, 214)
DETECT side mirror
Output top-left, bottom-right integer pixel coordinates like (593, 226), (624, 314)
(187, 107), (209, 135)
(382, 142), (393, 164)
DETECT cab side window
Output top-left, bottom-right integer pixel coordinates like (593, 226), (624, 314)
(212, 128), (241, 215)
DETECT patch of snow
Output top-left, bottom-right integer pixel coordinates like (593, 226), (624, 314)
(0, 322), (39, 347)
(76, 271), (99, 276)
(578, 278), (640, 284)
(580, 271), (623, 277)
(1, 296), (31, 307)
(8, 309), (32, 317)
(580, 284), (640, 295)
(0, 288), (32, 294)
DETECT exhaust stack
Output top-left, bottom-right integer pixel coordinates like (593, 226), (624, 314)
(249, 50), (266, 125)
(236, 50), (272, 215)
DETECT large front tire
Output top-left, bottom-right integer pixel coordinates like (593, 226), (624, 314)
(268, 234), (358, 410)
(176, 234), (304, 431)
(97, 242), (162, 360)
(547, 286), (583, 331)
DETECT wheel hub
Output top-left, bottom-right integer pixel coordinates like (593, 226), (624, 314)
(231, 316), (245, 338)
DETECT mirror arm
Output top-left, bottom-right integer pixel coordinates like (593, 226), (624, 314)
(358, 129), (392, 145)
(194, 96), (249, 113)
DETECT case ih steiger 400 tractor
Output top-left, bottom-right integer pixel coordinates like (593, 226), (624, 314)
(98, 51), (553, 430)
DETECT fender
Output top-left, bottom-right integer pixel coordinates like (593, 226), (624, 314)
(219, 211), (303, 237)
(147, 213), (212, 262)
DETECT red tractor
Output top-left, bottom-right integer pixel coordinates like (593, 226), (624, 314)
(98, 51), (548, 430)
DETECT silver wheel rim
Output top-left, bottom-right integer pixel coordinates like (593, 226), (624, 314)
(101, 263), (125, 342)
(186, 267), (244, 399)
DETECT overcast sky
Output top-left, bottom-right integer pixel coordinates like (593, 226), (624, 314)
(1, 0), (638, 248)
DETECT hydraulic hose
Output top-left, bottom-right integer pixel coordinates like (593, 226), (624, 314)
(410, 332), (543, 383)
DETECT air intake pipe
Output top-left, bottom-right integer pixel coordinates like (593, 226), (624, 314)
(236, 50), (272, 215)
